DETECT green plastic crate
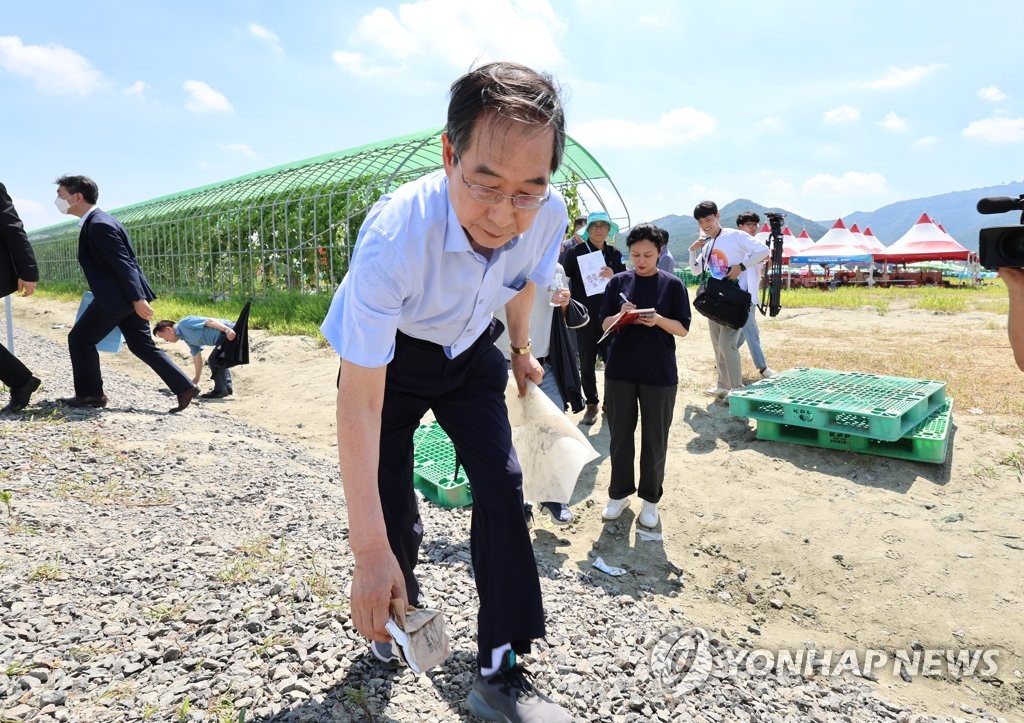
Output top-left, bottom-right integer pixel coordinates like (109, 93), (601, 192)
(755, 398), (953, 464)
(728, 368), (946, 442)
(412, 422), (472, 508)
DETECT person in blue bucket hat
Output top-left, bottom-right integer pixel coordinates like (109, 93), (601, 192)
(561, 210), (626, 425)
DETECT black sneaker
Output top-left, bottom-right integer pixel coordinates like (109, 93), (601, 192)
(467, 650), (571, 722)
(539, 502), (573, 526)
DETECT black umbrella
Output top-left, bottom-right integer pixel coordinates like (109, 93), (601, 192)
(209, 300), (251, 368)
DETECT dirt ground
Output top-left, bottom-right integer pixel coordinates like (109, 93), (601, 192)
(8, 295), (1024, 720)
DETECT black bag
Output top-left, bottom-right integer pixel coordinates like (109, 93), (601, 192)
(694, 276), (750, 329)
(693, 235), (750, 330)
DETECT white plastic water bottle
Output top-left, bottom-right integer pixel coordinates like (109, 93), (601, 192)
(547, 272), (565, 306)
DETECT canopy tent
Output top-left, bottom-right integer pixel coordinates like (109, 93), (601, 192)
(849, 223), (867, 250)
(876, 213), (970, 264)
(790, 218), (873, 264)
(780, 226), (810, 262)
(754, 223), (770, 245)
(861, 226), (887, 252)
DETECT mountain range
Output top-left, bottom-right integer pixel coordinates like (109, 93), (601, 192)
(648, 180), (1024, 260)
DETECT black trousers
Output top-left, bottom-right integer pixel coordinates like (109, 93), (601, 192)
(379, 328), (544, 667)
(605, 378), (677, 503)
(69, 302), (192, 398)
(0, 340), (33, 390)
(577, 316), (603, 406)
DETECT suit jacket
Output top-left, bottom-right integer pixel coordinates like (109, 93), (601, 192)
(78, 209), (155, 313)
(0, 182), (39, 300)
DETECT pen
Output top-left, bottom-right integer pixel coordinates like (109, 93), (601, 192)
(619, 292), (630, 304)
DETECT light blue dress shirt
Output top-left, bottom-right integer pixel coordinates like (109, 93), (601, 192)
(175, 316), (232, 357)
(321, 170), (566, 366)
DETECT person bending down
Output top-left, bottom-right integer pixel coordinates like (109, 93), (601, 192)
(153, 317), (237, 398)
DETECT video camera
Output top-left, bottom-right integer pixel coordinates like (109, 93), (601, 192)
(977, 195), (1024, 269)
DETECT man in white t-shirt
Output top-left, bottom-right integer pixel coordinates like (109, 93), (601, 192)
(688, 200), (769, 398)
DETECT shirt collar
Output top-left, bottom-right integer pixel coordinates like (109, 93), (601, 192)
(78, 206), (99, 227)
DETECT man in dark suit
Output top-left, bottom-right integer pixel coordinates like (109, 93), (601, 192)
(0, 182), (42, 413)
(54, 175), (199, 412)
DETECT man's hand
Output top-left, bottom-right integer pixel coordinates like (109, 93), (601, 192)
(999, 267), (1024, 297)
(350, 546), (409, 643)
(17, 279), (36, 296)
(225, 329), (237, 341)
(510, 352), (543, 397)
(726, 265), (743, 280)
(133, 299), (154, 321)
(689, 238), (706, 252)
(598, 266), (614, 279)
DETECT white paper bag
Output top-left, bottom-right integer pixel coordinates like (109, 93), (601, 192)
(506, 377), (600, 504)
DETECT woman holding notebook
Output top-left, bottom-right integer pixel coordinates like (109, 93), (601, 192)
(598, 223), (691, 529)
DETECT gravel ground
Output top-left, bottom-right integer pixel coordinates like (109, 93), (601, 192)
(0, 326), (1007, 722)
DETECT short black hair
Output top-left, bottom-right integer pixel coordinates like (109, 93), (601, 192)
(736, 211), (761, 226)
(574, 216), (587, 230)
(55, 175), (99, 204)
(446, 62), (566, 173)
(693, 200), (718, 220)
(152, 320), (176, 336)
(625, 222), (665, 251)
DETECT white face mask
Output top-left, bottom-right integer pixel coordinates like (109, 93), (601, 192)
(54, 196), (71, 214)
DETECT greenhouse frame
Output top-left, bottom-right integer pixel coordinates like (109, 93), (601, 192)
(28, 128), (629, 298)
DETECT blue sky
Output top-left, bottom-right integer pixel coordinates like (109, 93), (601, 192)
(3, 0), (1021, 233)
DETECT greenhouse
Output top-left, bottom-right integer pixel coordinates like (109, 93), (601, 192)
(28, 128), (629, 298)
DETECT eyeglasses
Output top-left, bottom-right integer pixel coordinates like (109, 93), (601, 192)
(456, 163), (549, 209)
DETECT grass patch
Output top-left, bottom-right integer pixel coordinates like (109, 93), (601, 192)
(36, 282), (330, 339)
(215, 537), (289, 585)
(252, 633), (292, 658)
(27, 556), (67, 582)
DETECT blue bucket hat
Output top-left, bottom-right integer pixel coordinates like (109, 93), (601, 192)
(580, 211), (620, 241)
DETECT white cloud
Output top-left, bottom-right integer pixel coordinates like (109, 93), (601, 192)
(755, 116), (785, 132)
(248, 22), (282, 51)
(913, 136), (939, 149)
(802, 171), (888, 198)
(0, 35), (103, 95)
(219, 142), (256, 157)
(124, 80), (148, 99)
(572, 107), (715, 149)
(822, 105), (860, 124)
(962, 116), (1024, 143)
(977, 85), (1007, 102)
(878, 111), (907, 132)
(862, 64), (945, 90)
(336, 0), (566, 74)
(9, 196), (52, 231)
(331, 50), (400, 77)
(183, 80), (234, 114)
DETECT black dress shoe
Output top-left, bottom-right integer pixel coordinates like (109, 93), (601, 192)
(171, 385), (201, 413)
(200, 390), (228, 399)
(2, 376), (41, 412)
(58, 394), (108, 408)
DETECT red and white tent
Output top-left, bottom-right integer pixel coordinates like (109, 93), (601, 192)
(876, 213), (970, 263)
(860, 226), (886, 253)
(780, 226), (810, 262)
(790, 218), (874, 264)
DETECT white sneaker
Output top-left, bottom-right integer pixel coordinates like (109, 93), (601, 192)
(760, 367), (777, 379)
(639, 501), (659, 528)
(602, 497), (630, 520)
(705, 386), (727, 396)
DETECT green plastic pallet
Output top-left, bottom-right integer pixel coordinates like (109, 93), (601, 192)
(412, 422), (472, 508)
(755, 398), (953, 464)
(728, 368), (946, 442)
